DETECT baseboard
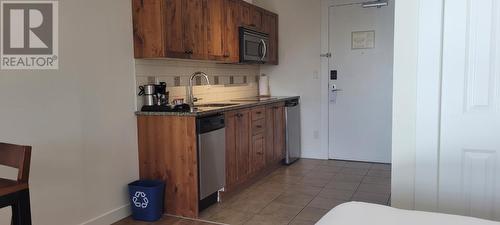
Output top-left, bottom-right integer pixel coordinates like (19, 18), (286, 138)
(79, 204), (131, 225)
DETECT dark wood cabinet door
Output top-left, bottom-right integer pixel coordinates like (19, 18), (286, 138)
(240, 2), (261, 29)
(262, 12), (278, 65)
(133, 0), (279, 63)
(132, 0), (166, 58)
(236, 110), (250, 181)
(222, 0), (240, 63)
(205, 0), (225, 59)
(164, 0), (186, 58)
(265, 106), (275, 163)
(240, 3), (250, 27)
(183, 0), (207, 59)
(225, 111), (238, 187)
(273, 103), (286, 161)
(250, 133), (266, 173)
(250, 7), (263, 29)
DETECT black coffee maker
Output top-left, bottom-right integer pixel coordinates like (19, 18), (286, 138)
(154, 82), (168, 106)
(139, 82), (170, 111)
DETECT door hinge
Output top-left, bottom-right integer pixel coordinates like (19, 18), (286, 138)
(320, 52), (332, 58)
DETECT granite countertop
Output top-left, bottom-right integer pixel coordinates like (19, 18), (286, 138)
(135, 96), (300, 117)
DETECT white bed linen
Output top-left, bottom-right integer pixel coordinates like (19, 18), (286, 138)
(316, 202), (500, 225)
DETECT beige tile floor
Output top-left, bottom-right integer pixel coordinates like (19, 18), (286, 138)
(114, 159), (391, 225)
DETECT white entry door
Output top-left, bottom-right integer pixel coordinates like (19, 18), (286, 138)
(437, 0), (500, 219)
(327, 1), (394, 163)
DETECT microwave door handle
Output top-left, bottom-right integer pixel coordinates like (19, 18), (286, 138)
(258, 40), (264, 59)
(260, 39), (267, 61)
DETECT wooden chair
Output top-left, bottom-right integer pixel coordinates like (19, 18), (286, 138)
(0, 143), (32, 225)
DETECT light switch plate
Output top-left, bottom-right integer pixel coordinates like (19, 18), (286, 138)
(313, 70), (319, 79)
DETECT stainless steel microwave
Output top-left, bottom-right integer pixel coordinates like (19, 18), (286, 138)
(239, 27), (269, 64)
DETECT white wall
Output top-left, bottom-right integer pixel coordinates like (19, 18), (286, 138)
(391, 0), (420, 209)
(0, 0), (138, 224)
(254, 0), (326, 159)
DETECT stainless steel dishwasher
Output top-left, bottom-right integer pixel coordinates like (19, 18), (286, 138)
(285, 99), (301, 165)
(197, 114), (225, 211)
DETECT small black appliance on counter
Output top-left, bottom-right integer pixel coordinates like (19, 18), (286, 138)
(138, 82), (191, 112)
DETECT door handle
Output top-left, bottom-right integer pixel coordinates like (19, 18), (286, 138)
(331, 89), (343, 92)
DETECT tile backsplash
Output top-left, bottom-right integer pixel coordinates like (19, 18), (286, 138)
(135, 59), (260, 109)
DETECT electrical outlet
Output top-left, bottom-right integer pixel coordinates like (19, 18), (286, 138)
(313, 130), (320, 139)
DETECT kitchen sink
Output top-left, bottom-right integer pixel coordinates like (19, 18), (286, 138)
(194, 103), (239, 108)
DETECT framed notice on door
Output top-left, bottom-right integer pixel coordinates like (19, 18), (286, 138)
(351, 31), (375, 49)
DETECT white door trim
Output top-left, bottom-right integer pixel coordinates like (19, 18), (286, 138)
(320, 0), (363, 161)
(414, 0), (444, 212)
(320, 0), (331, 160)
(320, 0), (382, 161)
(321, 0), (394, 162)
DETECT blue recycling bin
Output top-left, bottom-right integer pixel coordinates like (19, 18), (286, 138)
(128, 180), (165, 222)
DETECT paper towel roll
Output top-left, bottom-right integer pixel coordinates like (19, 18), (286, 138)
(259, 75), (270, 96)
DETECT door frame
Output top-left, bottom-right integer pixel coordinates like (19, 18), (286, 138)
(320, 0), (395, 162)
(413, 0), (443, 212)
(320, 0), (367, 161)
(320, 0), (444, 210)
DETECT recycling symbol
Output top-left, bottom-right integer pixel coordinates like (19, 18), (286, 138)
(132, 191), (149, 209)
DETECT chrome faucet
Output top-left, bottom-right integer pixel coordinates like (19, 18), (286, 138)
(187, 71), (210, 107)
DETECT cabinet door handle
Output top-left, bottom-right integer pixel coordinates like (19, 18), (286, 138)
(256, 152), (264, 155)
(256, 125), (262, 128)
(256, 111), (262, 115)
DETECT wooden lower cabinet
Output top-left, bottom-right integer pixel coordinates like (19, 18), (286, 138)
(250, 132), (266, 173)
(273, 103), (286, 161)
(265, 105), (275, 163)
(236, 110), (250, 181)
(225, 103), (286, 192)
(225, 109), (250, 188)
(137, 116), (199, 218)
(225, 111), (239, 188)
(136, 101), (291, 218)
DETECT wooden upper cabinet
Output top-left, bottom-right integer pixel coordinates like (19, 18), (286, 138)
(262, 12), (278, 65)
(183, 0), (207, 59)
(240, 2), (262, 29)
(164, 0), (186, 58)
(132, 0), (166, 58)
(222, 0), (241, 63)
(205, 0), (225, 60)
(250, 7), (263, 30)
(132, 0), (278, 64)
